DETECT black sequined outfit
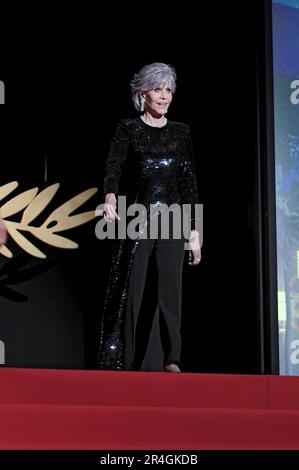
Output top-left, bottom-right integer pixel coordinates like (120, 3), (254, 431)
(96, 117), (198, 370)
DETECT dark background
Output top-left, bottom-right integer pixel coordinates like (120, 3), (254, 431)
(0, 2), (265, 373)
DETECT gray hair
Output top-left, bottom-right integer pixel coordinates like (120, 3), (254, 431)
(130, 62), (177, 112)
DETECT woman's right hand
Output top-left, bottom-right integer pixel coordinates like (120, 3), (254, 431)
(104, 193), (121, 222)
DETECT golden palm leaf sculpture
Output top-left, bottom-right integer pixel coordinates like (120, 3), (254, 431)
(0, 182), (98, 259)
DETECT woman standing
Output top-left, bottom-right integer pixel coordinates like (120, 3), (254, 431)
(96, 63), (201, 372)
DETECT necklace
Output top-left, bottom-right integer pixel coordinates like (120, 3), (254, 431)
(140, 115), (167, 128)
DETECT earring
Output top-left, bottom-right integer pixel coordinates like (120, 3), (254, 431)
(140, 97), (145, 112)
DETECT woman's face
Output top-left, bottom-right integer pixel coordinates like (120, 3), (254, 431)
(142, 82), (173, 117)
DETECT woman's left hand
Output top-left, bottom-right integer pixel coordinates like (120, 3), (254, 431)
(188, 230), (201, 266)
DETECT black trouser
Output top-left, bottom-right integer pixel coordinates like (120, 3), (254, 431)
(124, 213), (186, 370)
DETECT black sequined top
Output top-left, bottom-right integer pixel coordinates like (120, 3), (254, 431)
(103, 117), (199, 230)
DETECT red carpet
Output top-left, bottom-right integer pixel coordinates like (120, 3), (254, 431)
(0, 368), (299, 449)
